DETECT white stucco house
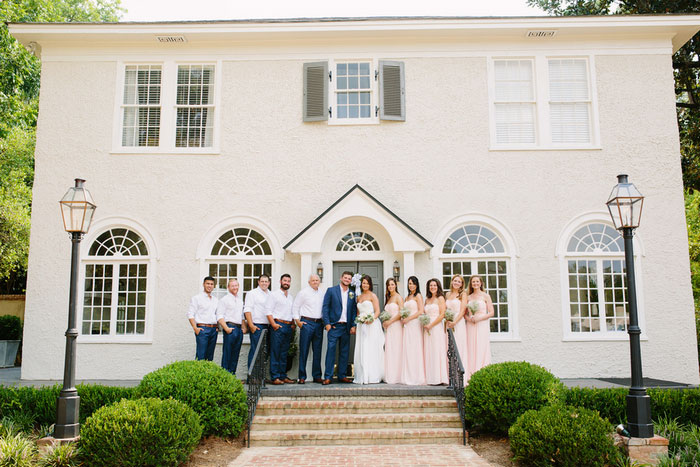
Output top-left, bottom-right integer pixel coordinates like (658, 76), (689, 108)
(9, 15), (700, 384)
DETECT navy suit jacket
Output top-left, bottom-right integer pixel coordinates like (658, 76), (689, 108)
(322, 284), (357, 328)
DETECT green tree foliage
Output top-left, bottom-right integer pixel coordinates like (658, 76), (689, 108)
(527, 0), (700, 191)
(686, 189), (700, 357)
(0, 0), (123, 290)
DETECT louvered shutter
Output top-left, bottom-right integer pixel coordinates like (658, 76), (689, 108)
(303, 61), (328, 122)
(548, 59), (591, 144)
(378, 61), (405, 121)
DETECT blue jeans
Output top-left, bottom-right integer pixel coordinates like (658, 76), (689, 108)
(324, 323), (350, 380)
(298, 318), (323, 381)
(195, 326), (217, 361)
(270, 321), (293, 380)
(221, 324), (243, 375)
(247, 323), (269, 370)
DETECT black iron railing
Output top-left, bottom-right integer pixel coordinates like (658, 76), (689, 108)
(246, 328), (268, 447)
(447, 328), (467, 445)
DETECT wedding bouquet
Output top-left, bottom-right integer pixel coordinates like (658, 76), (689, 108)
(378, 311), (392, 322)
(467, 301), (480, 315)
(400, 308), (411, 319)
(355, 307), (374, 324)
(444, 309), (455, 322)
(419, 313), (431, 334)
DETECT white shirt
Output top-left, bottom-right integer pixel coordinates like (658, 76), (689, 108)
(216, 292), (243, 324)
(265, 289), (294, 321)
(292, 286), (324, 320)
(187, 292), (218, 324)
(244, 287), (271, 324)
(340, 286), (349, 323)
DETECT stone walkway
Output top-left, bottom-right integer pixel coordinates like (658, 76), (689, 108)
(232, 444), (494, 466)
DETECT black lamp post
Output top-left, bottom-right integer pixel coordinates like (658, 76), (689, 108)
(606, 174), (653, 438)
(56, 178), (96, 439)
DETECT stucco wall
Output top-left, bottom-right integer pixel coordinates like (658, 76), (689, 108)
(21, 39), (699, 383)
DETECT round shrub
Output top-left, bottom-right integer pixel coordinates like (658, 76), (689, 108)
(464, 361), (564, 435)
(137, 360), (247, 437)
(0, 315), (22, 341)
(509, 404), (617, 466)
(79, 397), (201, 467)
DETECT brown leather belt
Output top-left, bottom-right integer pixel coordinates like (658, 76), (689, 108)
(301, 316), (323, 323)
(197, 323), (217, 328)
(275, 319), (293, 325)
(226, 322), (241, 328)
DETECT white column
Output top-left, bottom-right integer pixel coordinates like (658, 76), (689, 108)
(402, 251), (415, 296)
(300, 253), (312, 282)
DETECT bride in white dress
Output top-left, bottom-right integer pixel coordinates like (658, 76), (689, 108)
(354, 275), (385, 384)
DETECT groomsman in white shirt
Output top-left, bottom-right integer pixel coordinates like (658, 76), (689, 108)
(266, 274), (296, 385)
(216, 279), (244, 375)
(293, 274), (324, 384)
(244, 274), (271, 370)
(187, 276), (219, 361)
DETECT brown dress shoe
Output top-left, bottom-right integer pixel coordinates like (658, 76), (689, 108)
(313, 378), (323, 384)
(283, 378), (296, 384)
(271, 378), (284, 385)
(297, 379), (305, 384)
(339, 377), (353, 383)
(322, 379), (331, 385)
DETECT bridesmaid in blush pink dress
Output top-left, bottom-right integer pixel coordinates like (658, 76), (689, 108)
(466, 275), (494, 381)
(401, 276), (426, 385)
(423, 278), (449, 385)
(382, 278), (404, 384)
(445, 274), (468, 368)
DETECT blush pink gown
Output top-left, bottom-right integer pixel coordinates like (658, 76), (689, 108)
(466, 299), (492, 381)
(446, 297), (468, 369)
(383, 302), (403, 384)
(423, 303), (449, 385)
(400, 299), (425, 385)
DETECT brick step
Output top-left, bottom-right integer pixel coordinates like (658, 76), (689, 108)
(256, 398), (457, 415)
(251, 412), (463, 430)
(262, 394), (451, 401)
(249, 427), (465, 446)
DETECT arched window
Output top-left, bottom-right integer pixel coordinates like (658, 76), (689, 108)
(82, 228), (149, 336)
(565, 223), (630, 335)
(440, 224), (510, 334)
(207, 228), (273, 299)
(336, 232), (380, 251)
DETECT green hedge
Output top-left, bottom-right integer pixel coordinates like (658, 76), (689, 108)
(464, 361), (565, 435)
(509, 404), (617, 467)
(563, 386), (627, 424)
(137, 360), (247, 437)
(80, 398), (201, 467)
(0, 384), (136, 428)
(0, 315), (22, 341)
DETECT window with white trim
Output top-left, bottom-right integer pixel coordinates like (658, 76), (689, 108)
(206, 228), (273, 300)
(336, 232), (380, 251)
(81, 228), (149, 336)
(116, 62), (218, 152)
(440, 224), (511, 334)
(565, 223), (631, 335)
(490, 56), (595, 148)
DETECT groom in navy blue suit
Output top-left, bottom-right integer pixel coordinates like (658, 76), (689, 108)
(321, 271), (357, 384)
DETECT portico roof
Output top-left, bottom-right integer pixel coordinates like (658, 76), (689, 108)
(283, 184), (432, 253)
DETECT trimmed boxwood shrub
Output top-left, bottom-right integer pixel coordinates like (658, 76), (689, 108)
(80, 397), (202, 467)
(564, 386), (627, 424)
(509, 405), (617, 467)
(0, 315), (22, 341)
(464, 361), (565, 435)
(137, 360), (247, 436)
(0, 384), (136, 428)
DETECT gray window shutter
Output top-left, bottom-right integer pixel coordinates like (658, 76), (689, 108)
(303, 61), (328, 122)
(378, 60), (405, 121)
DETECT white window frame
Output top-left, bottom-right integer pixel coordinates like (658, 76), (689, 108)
(329, 58), (379, 126)
(557, 214), (646, 342)
(488, 55), (600, 150)
(77, 218), (158, 344)
(432, 215), (520, 341)
(112, 60), (222, 154)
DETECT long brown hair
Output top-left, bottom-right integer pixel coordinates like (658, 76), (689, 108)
(449, 274), (465, 297)
(425, 278), (444, 299)
(385, 277), (397, 303)
(467, 275), (485, 296)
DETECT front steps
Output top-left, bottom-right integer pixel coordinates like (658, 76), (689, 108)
(249, 389), (465, 446)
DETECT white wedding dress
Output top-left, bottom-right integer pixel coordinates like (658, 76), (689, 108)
(353, 300), (385, 384)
